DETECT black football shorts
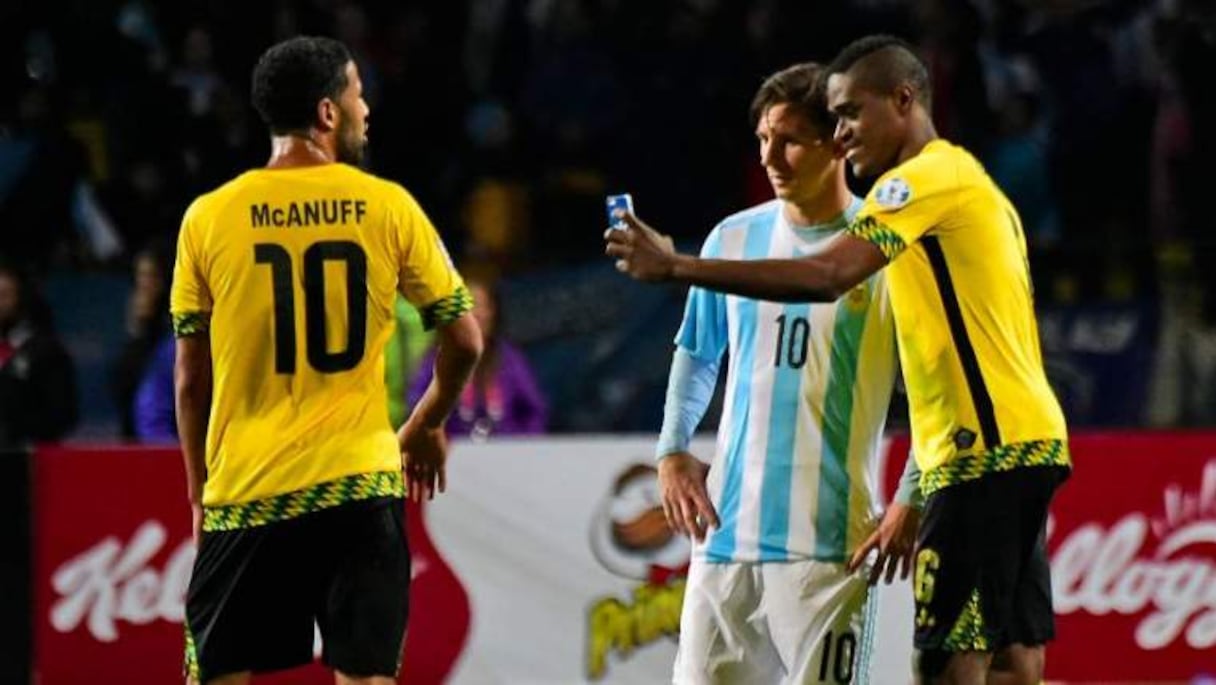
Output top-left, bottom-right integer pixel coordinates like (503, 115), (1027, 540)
(184, 496), (410, 682)
(913, 466), (1068, 654)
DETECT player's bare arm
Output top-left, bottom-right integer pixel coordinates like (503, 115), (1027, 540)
(399, 312), (482, 501)
(605, 211), (888, 302)
(656, 452), (719, 542)
(174, 331), (212, 544)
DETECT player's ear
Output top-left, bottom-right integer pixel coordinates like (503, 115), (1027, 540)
(316, 98), (339, 133)
(894, 84), (917, 114)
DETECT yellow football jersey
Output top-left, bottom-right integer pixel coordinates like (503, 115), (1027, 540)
(170, 163), (470, 528)
(847, 140), (1069, 494)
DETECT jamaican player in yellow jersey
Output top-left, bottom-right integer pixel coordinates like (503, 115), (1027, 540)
(607, 35), (1068, 685)
(172, 37), (482, 685)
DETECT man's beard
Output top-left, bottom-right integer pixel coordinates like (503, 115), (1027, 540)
(335, 119), (367, 166)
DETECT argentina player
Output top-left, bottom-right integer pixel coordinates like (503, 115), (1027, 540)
(651, 63), (923, 684)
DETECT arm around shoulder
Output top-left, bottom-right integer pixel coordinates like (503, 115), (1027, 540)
(670, 233), (888, 303)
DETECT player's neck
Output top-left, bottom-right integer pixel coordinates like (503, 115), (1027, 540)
(266, 133), (337, 169)
(783, 181), (852, 228)
(895, 118), (939, 167)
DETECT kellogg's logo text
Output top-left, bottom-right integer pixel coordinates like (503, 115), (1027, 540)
(49, 521), (194, 642)
(1051, 460), (1216, 650)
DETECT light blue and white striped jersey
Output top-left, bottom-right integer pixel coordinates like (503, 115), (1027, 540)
(676, 198), (897, 563)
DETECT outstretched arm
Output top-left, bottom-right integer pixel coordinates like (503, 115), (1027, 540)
(605, 212), (888, 302)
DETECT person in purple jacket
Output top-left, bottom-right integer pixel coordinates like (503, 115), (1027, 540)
(132, 333), (177, 442)
(409, 276), (547, 439)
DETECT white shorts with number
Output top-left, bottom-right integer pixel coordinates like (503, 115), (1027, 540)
(672, 558), (877, 685)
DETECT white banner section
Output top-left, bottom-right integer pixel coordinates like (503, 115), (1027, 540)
(428, 437), (915, 685)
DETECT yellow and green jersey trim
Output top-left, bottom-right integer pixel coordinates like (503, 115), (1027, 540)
(172, 311), (211, 337)
(183, 624), (200, 681)
(846, 216), (907, 260)
(419, 285), (473, 330)
(922, 439), (1069, 495)
(943, 588), (990, 652)
(202, 470), (404, 531)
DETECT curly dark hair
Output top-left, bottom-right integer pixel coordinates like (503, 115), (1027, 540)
(749, 63), (834, 141)
(251, 36), (352, 134)
(827, 35), (932, 109)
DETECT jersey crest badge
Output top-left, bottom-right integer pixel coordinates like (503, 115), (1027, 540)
(953, 427), (977, 450)
(844, 282), (869, 311)
(875, 177), (912, 209)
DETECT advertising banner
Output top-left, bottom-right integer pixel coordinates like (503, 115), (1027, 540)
(32, 446), (197, 684)
(30, 446), (464, 685)
(430, 436), (914, 684)
(30, 434), (1216, 683)
(882, 433), (1216, 683)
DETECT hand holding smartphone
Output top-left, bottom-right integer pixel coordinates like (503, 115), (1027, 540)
(606, 193), (634, 230)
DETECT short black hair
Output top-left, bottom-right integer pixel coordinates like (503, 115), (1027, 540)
(251, 36), (352, 134)
(749, 63), (834, 140)
(828, 35), (932, 109)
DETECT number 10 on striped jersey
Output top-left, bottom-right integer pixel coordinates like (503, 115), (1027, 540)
(774, 314), (810, 369)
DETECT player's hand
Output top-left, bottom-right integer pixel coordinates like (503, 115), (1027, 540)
(190, 501), (204, 546)
(398, 418), (449, 502)
(604, 212), (678, 282)
(848, 502), (920, 585)
(657, 452), (720, 542)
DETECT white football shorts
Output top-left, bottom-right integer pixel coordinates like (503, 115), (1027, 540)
(672, 558), (878, 685)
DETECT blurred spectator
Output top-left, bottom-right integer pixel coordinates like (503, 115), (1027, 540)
(409, 276), (547, 438)
(333, 3), (381, 108)
(914, 0), (992, 152)
(983, 57), (1059, 246)
(170, 26), (223, 119)
(1026, 5), (1155, 298)
(109, 241), (171, 439)
(132, 333), (176, 442)
(385, 296), (434, 428)
(0, 85), (90, 269)
(517, 1), (621, 263)
(1155, 0), (1216, 322)
(0, 261), (78, 444)
(8, 0), (1216, 430)
(98, 152), (186, 257)
(459, 97), (529, 268)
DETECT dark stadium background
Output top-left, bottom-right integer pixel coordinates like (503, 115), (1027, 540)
(2, 1), (1215, 683)
(3, 0), (1213, 436)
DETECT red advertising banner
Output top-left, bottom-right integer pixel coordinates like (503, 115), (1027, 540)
(31, 445), (469, 685)
(31, 435), (1216, 683)
(882, 433), (1216, 682)
(32, 446), (199, 684)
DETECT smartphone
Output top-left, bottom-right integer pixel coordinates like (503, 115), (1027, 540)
(606, 193), (634, 230)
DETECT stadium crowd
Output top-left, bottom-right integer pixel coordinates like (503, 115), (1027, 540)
(1, 0), (1214, 440)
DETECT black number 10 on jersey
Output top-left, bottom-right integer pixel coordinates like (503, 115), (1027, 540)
(774, 313), (811, 369)
(254, 240), (368, 374)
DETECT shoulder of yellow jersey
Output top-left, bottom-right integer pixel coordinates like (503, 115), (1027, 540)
(867, 139), (986, 211)
(336, 164), (420, 212)
(182, 169), (267, 225)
